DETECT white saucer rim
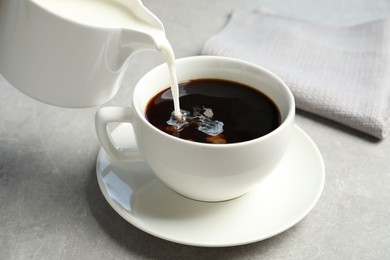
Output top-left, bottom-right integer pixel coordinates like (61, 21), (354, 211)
(96, 124), (325, 247)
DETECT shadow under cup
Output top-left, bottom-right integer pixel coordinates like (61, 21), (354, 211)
(132, 56), (295, 202)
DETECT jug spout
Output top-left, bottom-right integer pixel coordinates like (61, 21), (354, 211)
(120, 28), (162, 53)
(119, 0), (165, 52)
(124, 0), (165, 32)
(111, 0), (167, 69)
(104, 27), (164, 73)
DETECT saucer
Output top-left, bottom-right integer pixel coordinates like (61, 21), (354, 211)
(96, 124), (325, 247)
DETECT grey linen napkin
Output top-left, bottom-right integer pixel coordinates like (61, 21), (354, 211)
(201, 10), (390, 139)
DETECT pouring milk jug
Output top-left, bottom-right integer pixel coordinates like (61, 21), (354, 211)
(0, 0), (176, 108)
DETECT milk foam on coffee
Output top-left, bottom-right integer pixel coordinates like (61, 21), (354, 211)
(166, 109), (225, 136)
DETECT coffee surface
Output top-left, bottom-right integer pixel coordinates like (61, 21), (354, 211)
(146, 79), (281, 144)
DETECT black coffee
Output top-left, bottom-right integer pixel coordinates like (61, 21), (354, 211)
(145, 79), (281, 144)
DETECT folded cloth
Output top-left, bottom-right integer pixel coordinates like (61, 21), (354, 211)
(201, 10), (390, 139)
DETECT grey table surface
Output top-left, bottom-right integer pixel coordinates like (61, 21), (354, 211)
(1, 0), (390, 259)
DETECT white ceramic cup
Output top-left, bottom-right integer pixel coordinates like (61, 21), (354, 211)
(95, 56), (295, 202)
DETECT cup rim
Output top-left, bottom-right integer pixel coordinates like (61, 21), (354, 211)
(133, 55), (295, 148)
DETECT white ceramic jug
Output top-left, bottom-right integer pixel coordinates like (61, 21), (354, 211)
(0, 0), (166, 107)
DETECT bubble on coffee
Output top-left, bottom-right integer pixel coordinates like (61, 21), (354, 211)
(166, 107), (224, 137)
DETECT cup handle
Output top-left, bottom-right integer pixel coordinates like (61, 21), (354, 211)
(95, 107), (142, 162)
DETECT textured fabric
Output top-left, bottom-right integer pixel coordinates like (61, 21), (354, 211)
(201, 10), (390, 139)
